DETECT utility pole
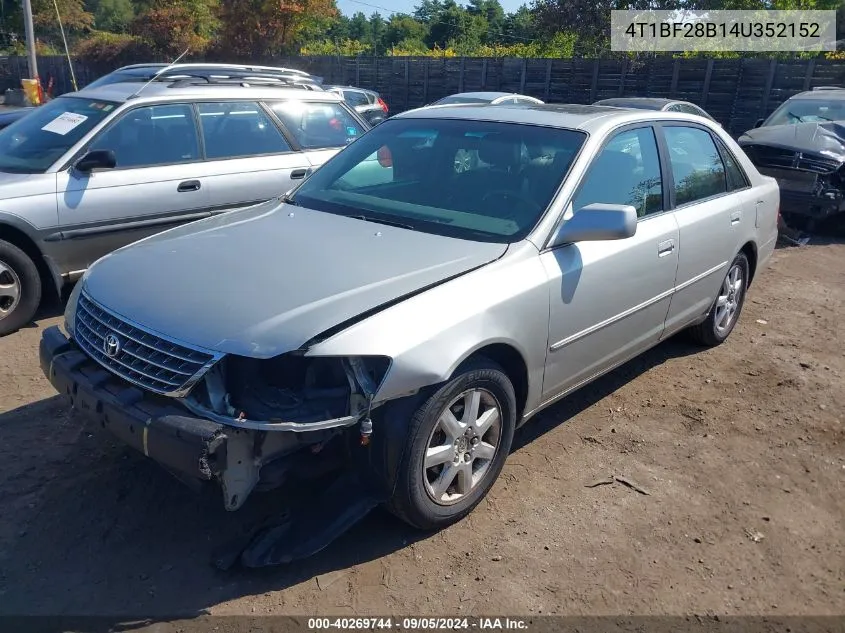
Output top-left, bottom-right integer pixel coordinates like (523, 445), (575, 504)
(23, 0), (38, 80)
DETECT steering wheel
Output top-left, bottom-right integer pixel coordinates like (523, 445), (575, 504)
(481, 189), (541, 216)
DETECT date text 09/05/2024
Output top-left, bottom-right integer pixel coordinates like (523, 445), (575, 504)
(307, 618), (530, 630)
(623, 21), (821, 39)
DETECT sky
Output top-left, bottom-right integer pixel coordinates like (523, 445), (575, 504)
(336, 0), (528, 18)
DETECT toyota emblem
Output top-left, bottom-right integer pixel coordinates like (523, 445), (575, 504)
(103, 333), (121, 358)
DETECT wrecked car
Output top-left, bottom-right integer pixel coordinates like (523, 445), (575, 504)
(40, 104), (779, 567)
(739, 87), (845, 232)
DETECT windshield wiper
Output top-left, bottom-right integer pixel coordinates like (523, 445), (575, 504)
(354, 214), (415, 230)
(788, 111), (806, 122)
(281, 192), (299, 206)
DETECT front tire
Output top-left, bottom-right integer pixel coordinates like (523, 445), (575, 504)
(0, 239), (41, 336)
(388, 358), (516, 531)
(689, 251), (749, 347)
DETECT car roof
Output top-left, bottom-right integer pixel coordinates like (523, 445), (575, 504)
(444, 91), (527, 100)
(594, 97), (675, 110)
(327, 85), (376, 93)
(395, 102), (713, 132)
(786, 87), (845, 100)
(61, 81), (344, 104)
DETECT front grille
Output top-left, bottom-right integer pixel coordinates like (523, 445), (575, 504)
(742, 144), (797, 169)
(75, 291), (221, 396)
(796, 155), (840, 174)
(742, 144), (842, 175)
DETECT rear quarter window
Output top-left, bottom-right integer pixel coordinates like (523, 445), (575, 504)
(268, 101), (364, 149)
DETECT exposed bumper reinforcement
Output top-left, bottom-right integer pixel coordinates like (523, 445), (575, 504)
(40, 325), (227, 482)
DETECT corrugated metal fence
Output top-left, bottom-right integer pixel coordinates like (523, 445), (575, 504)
(2, 55), (844, 135)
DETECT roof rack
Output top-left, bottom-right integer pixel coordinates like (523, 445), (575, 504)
(811, 86), (844, 91)
(164, 75), (325, 90)
(117, 62), (316, 80)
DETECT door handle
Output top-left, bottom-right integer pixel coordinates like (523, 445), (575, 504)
(730, 209), (741, 225)
(290, 168), (310, 180)
(658, 239), (675, 257)
(177, 180), (201, 192)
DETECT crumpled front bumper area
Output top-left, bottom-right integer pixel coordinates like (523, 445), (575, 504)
(39, 325), (392, 568)
(40, 325), (227, 482)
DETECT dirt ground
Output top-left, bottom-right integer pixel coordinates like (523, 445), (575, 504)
(0, 240), (842, 621)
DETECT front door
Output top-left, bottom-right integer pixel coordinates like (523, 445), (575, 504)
(540, 125), (680, 401)
(54, 102), (210, 273)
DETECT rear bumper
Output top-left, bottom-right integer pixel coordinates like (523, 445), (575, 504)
(40, 325), (227, 482)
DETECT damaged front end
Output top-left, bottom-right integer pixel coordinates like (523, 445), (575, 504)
(182, 352), (390, 511)
(40, 320), (399, 568)
(741, 142), (845, 232)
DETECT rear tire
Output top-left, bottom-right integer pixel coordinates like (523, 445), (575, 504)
(387, 357), (516, 531)
(688, 251), (749, 347)
(0, 239), (41, 336)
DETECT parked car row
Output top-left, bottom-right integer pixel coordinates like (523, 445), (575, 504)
(22, 68), (781, 566)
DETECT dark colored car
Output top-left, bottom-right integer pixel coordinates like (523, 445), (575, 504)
(594, 97), (717, 123)
(0, 107), (34, 129)
(738, 87), (845, 231)
(325, 85), (389, 126)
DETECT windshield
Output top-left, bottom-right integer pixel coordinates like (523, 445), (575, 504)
(765, 98), (845, 126)
(289, 118), (586, 243)
(0, 96), (118, 172)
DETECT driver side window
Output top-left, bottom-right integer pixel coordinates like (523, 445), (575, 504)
(89, 104), (200, 168)
(572, 127), (663, 218)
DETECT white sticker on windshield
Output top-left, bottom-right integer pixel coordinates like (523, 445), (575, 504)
(41, 112), (88, 135)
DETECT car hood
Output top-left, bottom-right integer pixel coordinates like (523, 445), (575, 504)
(738, 121), (845, 162)
(83, 201), (508, 358)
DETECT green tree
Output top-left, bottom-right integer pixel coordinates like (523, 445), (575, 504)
(347, 11), (369, 40)
(89, 0), (134, 33)
(467, 0), (504, 43)
(383, 13), (428, 49)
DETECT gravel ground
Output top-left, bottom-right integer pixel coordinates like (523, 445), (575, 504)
(0, 240), (842, 621)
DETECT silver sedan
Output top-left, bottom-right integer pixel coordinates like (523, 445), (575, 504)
(41, 103), (779, 559)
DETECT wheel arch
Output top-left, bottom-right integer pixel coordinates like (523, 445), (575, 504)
(452, 341), (530, 420)
(0, 220), (61, 299)
(740, 240), (758, 286)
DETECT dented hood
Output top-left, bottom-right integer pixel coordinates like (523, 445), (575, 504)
(739, 121), (845, 162)
(83, 201), (507, 358)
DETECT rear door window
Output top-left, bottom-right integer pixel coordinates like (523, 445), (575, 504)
(663, 126), (727, 206)
(268, 101), (364, 149)
(197, 101), (291, 159)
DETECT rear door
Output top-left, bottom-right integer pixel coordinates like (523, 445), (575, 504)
(659, 123), (755, 336)
(195, 100), (312, 213)
(54, 102), (211, 272)
(267, 100), (367, 169)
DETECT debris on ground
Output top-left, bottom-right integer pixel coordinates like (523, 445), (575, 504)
(316, 569), (349, 590)
(744, 529), (765, 543)
(584, 475), (651, 495)
(756, 319), (768, 325)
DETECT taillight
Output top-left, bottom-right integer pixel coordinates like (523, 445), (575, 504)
(377, 97), (388, 114)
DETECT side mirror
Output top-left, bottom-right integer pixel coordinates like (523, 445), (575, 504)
(754, 118), (765, 128)
(74, 149), (116, 173)
(550, 203), (637, 246)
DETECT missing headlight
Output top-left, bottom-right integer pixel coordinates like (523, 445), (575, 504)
(189, 354), (390, 427)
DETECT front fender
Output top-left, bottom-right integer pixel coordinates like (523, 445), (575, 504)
(306, 243), (550, 414)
